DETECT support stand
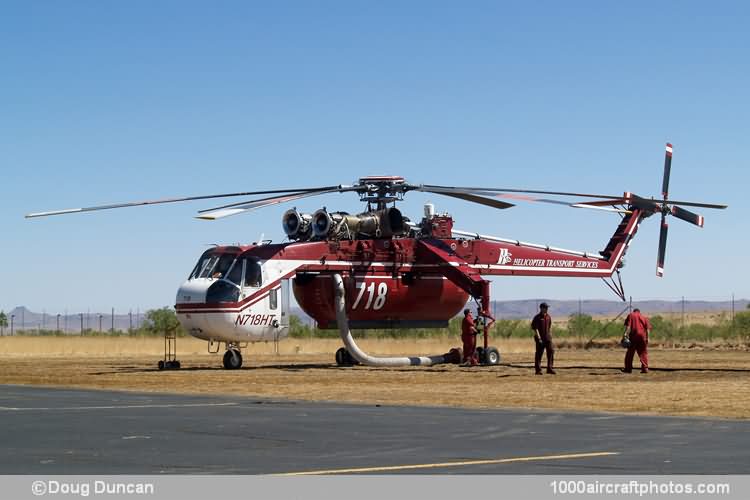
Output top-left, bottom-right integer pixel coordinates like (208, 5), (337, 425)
(158, 328), (181, 370)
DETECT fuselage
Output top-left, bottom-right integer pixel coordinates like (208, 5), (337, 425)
(174, 210), (637, 344)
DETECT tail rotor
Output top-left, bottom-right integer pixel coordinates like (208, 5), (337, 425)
(645, 143), (723, 277)
(656, 143), (672, 277)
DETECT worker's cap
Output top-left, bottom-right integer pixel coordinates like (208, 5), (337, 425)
(539, 302), (549, 309)
(463, 308), (471, 315)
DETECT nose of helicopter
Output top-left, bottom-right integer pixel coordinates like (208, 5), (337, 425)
(175, 279), (210, 305)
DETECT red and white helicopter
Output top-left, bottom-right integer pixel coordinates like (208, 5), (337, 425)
(28, 144), (726, 369)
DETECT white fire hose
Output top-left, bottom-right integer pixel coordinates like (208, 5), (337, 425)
(332, 273), (448, 366)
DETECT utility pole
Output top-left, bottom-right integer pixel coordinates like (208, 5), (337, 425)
(129, 310), (133, 334)
(64, 309), (68, 332)
(111, 307), (115, 333)
(98, 314), (103, 333)
(80, 313), (84, 335)
(681, 296), (685, 330)
(56, 314), (60, 334)
(10, 315), (14, 336)
(731, 293), (736, 335)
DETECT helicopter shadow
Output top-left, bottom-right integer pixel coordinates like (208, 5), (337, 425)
(88, 362), (339, 376)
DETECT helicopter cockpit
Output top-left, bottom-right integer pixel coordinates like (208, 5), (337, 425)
(179, 248), (264, 304)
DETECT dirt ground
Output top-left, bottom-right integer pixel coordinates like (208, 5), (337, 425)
(1, 337), (748, 419)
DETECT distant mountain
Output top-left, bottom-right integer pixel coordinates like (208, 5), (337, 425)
(4, 298), (746, 334)
(4, 306), (148, 333)
(484, 299), (749, 319)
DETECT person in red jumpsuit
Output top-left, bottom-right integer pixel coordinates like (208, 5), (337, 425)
(461, 308), (479, 366)
(531, 302), (555, 374)
(622, 308), (652, 373)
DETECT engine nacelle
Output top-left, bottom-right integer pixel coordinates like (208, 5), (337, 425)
(312, 209), (337, 238)
(312, 207), (406, 240)
(282, 209), (313, 240)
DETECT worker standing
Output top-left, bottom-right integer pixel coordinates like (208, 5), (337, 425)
(531, 302), (555, 375)
(622, 308), (652, 373)
(461, 308), (479, 366)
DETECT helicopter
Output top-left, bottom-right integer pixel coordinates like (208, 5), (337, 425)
(27, 144), (726, 369)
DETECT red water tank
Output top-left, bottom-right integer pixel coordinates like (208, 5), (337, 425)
(293, 273), (468, 329)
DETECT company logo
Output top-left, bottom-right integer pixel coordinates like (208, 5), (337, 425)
(497, 248), (512, 265)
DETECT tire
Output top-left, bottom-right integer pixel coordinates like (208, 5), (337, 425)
(158, 360), (165, 370)
(344, 350), (360, 366)
(335, 347), (350, 366)
(484, 347), (501, 365)
(223, 349), (243, 369)
(476, 347), (485, 364)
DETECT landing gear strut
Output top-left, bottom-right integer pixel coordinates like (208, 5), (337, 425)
(222, 345), (243, 370)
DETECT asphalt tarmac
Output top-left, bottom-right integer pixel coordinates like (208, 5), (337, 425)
(1, 385), (748, 474)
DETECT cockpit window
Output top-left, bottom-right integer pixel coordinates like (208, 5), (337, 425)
(244, 258), (262, 287)
(190, 252), (238, 280)
(211, 254), (235, 279)
(226, 259), (244, 285)
(189, 252), (212, 279)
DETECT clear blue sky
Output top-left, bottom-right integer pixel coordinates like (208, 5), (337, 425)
(1, 1), (747, 315)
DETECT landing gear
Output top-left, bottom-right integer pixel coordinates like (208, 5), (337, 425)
(477, 346), (501, 366)
(335, 347), (359, 366)
(223, 347), (243, 370)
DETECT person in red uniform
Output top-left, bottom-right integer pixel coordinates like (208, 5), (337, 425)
(461, 308), (479, 366)
(531, 302), (555, 375)
(622, 308), (652, 373)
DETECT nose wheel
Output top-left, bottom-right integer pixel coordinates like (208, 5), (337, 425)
(222, 347), (243, 369)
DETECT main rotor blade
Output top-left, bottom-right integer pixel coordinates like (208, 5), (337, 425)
(25, 187), (339, 219)
(416, 184), (636, 213)
(424, 184), (727, 210)
(656, 218), (668, 277)
(414, 186), (514, 209)
(626, 194), (727, 210)
(671, 205), (704, 227)
(433, 192), (516, 210)
(660, 199), (727, 210)
(662, 143), (673, 199)
(420, 184), (620, 200)
(476, 190), (632, 213)
(626, 194), (661, 212)
(196, 186), (357, 220)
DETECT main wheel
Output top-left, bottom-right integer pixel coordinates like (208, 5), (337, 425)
(484, 346), (501, 365)
(343, 349), (359, 366)
(476, 347), (485, 364)
(335, 347), (349, 366)
(222, 349), (243, 369)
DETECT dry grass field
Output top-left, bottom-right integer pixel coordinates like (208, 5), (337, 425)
(1, 336), (748, 419)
